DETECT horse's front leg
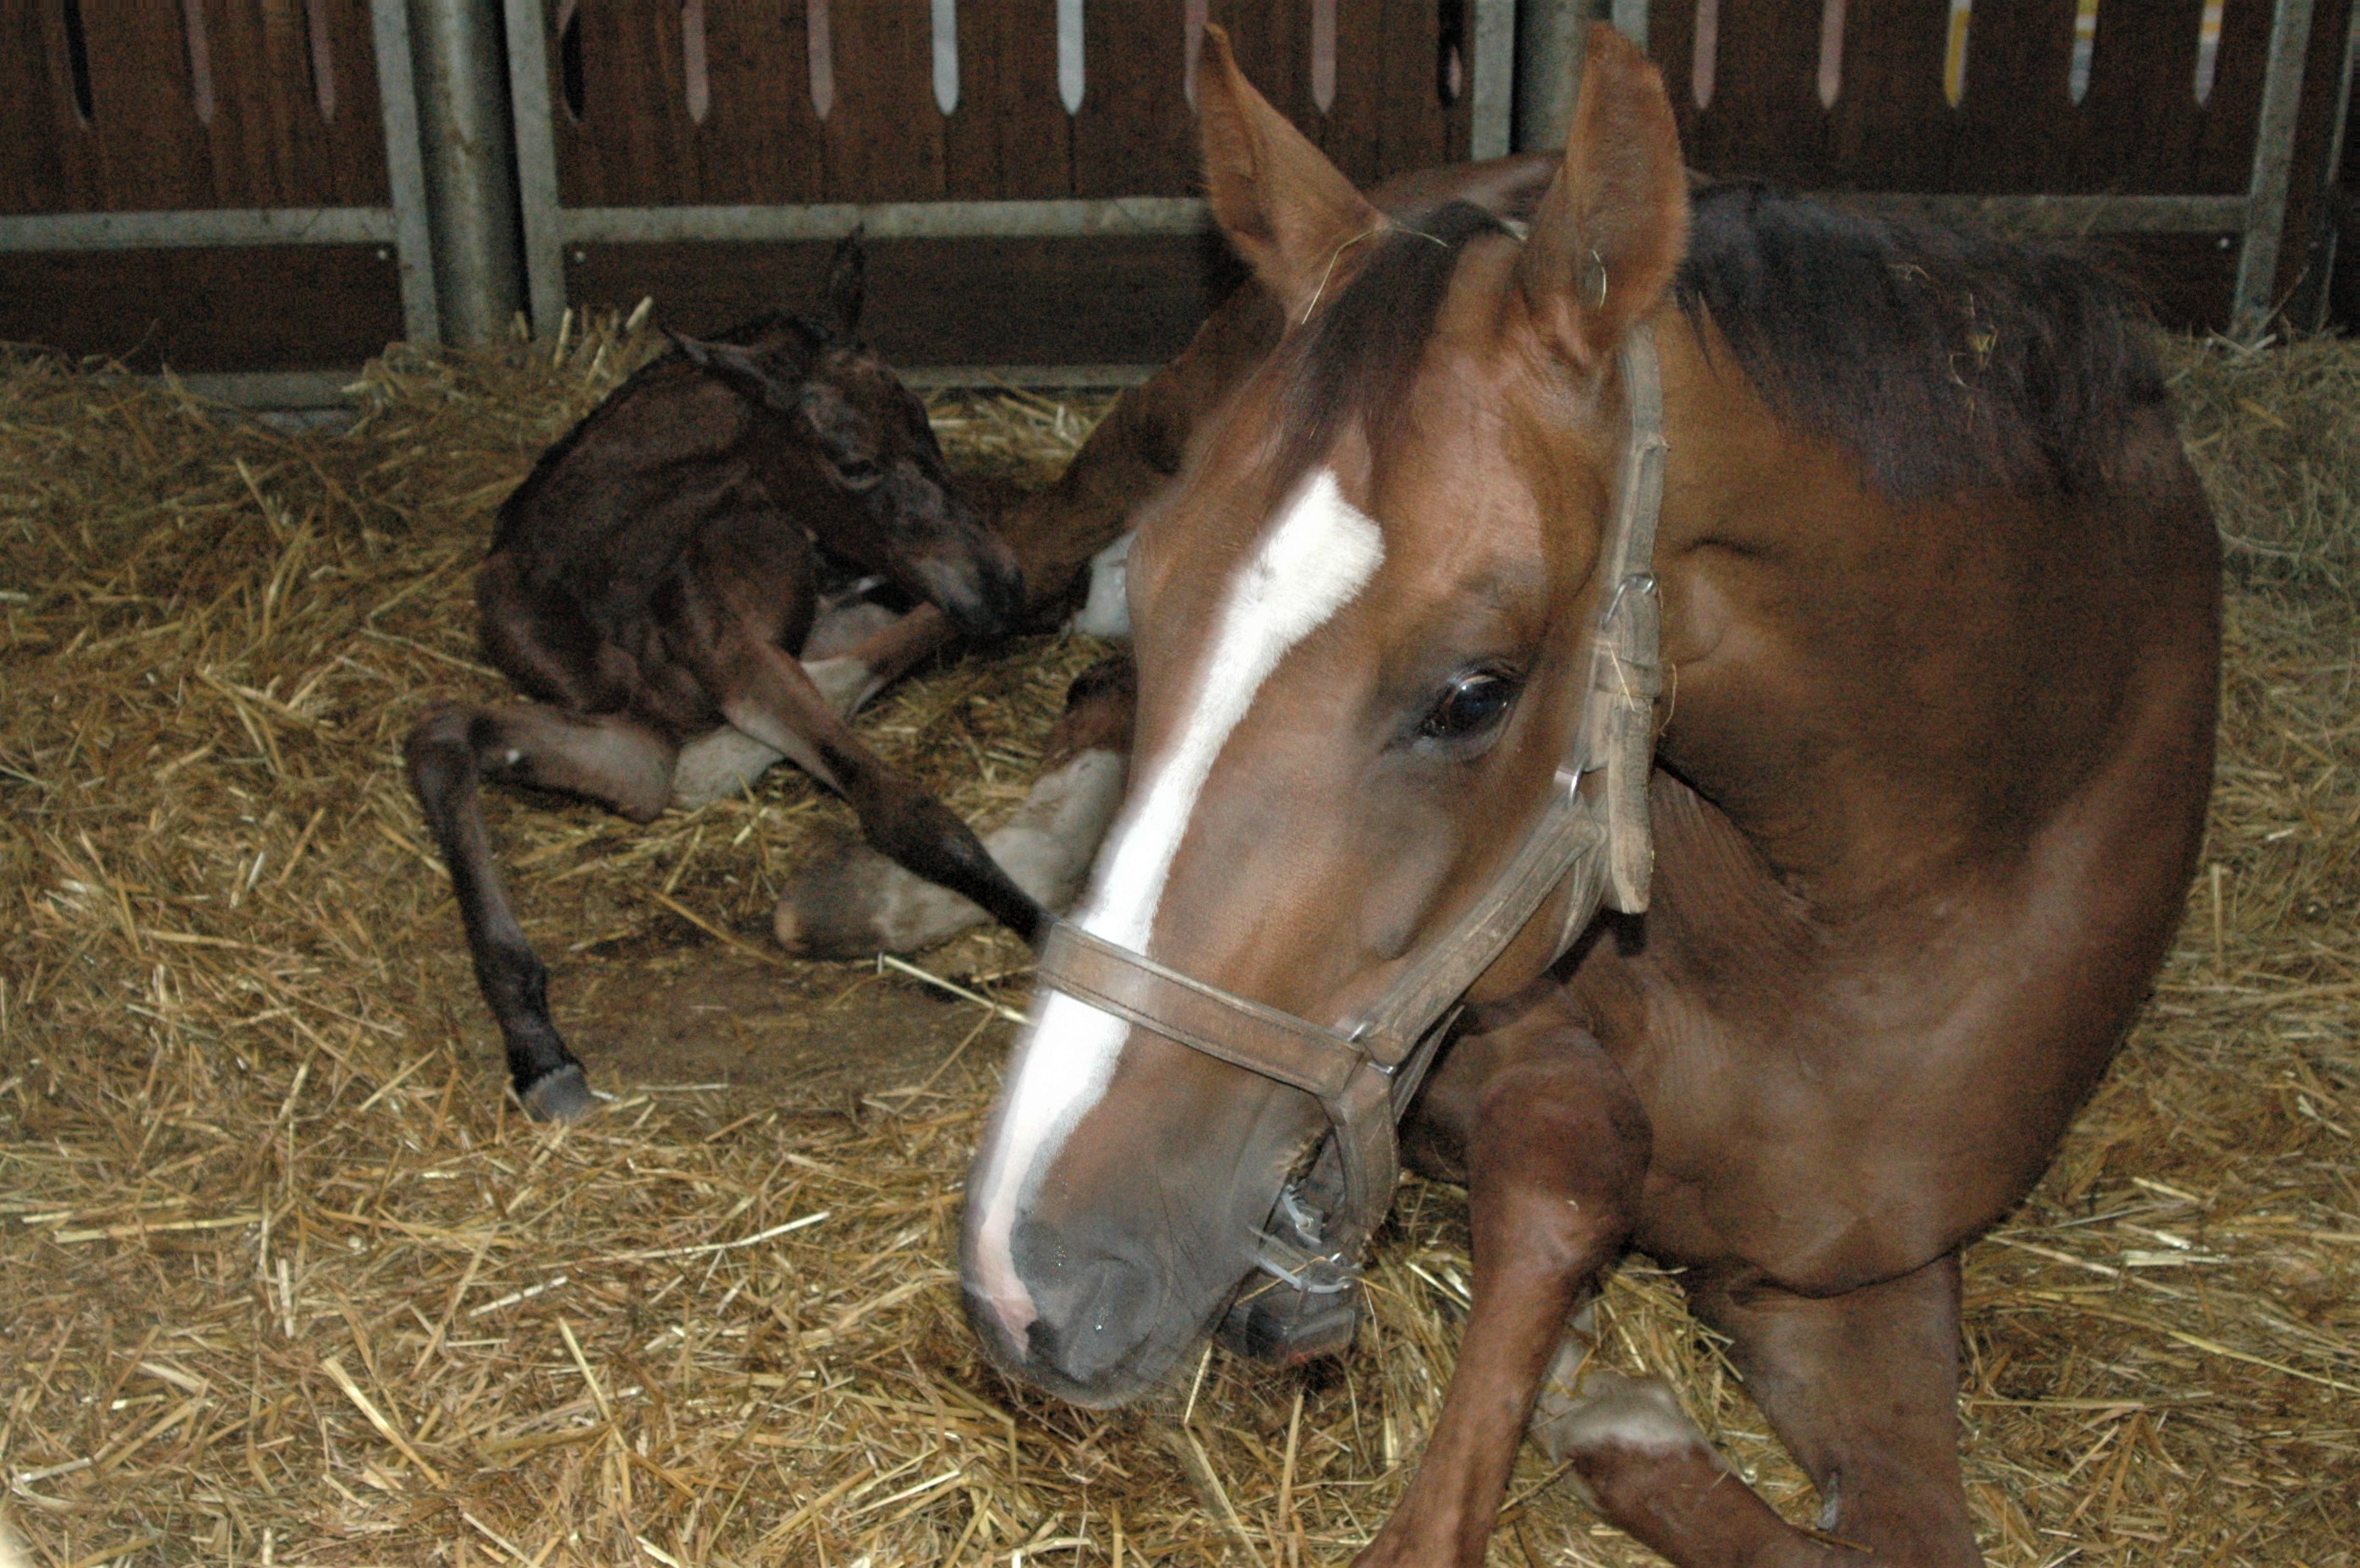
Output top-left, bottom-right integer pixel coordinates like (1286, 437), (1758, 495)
(1358, 988), (1649, 1567)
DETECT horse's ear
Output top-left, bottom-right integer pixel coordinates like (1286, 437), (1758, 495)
(670, 330), (785, 407)
(1514, 25), (1688, 372)
(1196, 24), (1383, 319)
(821, 228), (866, 337)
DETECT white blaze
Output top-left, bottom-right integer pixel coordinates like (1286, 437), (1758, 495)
(969, 470), (1385, 1334)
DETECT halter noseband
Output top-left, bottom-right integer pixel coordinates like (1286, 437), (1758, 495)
(1031, 323), (1670, 1313)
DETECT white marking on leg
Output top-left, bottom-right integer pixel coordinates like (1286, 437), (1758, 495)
(670, 726), (787, 810)
(801, 655), (880, 719)
(1068, 529), (1136, 639)
(968, 469), (1384, 1336)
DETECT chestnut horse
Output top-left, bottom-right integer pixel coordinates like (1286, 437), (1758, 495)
(407, 238), (1042, 1120)
(959, 27), (2216, 1568)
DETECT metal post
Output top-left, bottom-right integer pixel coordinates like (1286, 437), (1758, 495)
(1470, 0), (1518, 158)
(370, 0), (442, 347)
(502, 0), (568, 337)
(1516, 0), (1597, 152)
(2302, 0), (2359, 327)
(407, 0), (524, 346)
(2231, 0), (2318, 339)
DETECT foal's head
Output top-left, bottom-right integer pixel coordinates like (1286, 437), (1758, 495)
(963, 26), (1688, 1403)
(672, 234), (1024, 639)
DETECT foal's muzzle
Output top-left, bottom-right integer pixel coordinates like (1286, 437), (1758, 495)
(912, 527), (1024, 641)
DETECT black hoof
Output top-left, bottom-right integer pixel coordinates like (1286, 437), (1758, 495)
(1216, 1277), (1362, 1365)
(519, 1063), (596, 1122)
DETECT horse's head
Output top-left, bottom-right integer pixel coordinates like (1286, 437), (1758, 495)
(963, 25), (1688, 1404)
(671, 233), (1025, 639)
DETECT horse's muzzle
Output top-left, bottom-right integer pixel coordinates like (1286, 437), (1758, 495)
(920, 543), (1026, 642)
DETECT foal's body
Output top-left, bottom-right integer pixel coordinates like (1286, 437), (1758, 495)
(953, 29), (2216, 1568)
(408, 255), (1043, 1118)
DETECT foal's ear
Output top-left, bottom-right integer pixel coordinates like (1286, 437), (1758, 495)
(670, 330), (788, 407)
(1196, 24), (1384, 320)
(820, 228), (866, 338)
(1515, 25), (1688, 372)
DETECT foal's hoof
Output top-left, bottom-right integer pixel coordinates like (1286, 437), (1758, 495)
(519, 1064), (596, 1122)
(774, 837), (985, 959)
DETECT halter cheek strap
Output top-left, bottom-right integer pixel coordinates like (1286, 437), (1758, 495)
(1031, 322), (1670, 1287)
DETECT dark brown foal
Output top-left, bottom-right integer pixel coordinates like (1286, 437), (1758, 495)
(407, 238), (1041, 1119)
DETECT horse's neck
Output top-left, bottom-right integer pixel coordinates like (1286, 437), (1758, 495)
(1641, 320), (2017, 915)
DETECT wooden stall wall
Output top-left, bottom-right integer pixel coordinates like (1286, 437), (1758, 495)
(1645, 0), (2356, 332)
(539, 0), (1479, 369)
(0, 1), (411, 373)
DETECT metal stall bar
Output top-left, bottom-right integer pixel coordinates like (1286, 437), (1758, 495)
(549, 189), (2251, 252)
(563, 197), (1214, 246)
(2232, 0), (2319, 338)
(0, 210), (398, 249)
(502, 0), (568, 340)
(370, 0), (442, 348)
(407, 0), (523, 345)
(1470, 0), (1518, 159)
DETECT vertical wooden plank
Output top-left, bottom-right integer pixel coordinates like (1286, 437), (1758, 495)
(1320, 0), (1388, 184)
(1666, 0), (1829, 184)
(188, 0), (321, 206)
(0, 3), (78, 212)
(2193, 0), (2290, 193)
(1375, 0), (1453, 176)
(1948, 0), (2077, 194)
(1073, 0), (1196, 197)
(2074, 0), (2209, 192)
(821, 2), (945, 201)
(945, 0), (1074, 199)
(65, 2), (214, 210)
(1824, 0), (1954, 189)
(1210, 0), (1310, 130)
(557, 0), (711, 206)
(320, 0), (396, 201)
(693, 0), (823, 203)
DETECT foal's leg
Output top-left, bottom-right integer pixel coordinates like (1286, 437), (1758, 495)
(404, 703), (677, 1120)
(771, 656), (1135, 956)
(1355, 989), (1649, 1568)
(692, 628), (1048, 951)
(669, 606), (940, 813)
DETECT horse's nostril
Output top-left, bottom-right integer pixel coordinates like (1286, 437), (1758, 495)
(1022, 1250), (1157, 1389)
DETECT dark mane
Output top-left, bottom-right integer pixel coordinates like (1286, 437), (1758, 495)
(1674, 183), (2165, 500)
(1270, 186), (2161, 506)
(1272, 200), (1510, 491)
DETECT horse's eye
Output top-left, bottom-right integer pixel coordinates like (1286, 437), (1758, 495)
(1419, 670), (1519, 743)
(834, 457), (882, 489)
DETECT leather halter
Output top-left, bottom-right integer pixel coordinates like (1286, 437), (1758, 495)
(1033, 322), (1669, 1291)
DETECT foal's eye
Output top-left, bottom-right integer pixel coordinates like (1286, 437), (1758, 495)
(1419, 670), (1520, 744)
(833, 457), (882, 489)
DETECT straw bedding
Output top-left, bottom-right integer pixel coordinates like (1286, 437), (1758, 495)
(1, 317), (2354, 1566)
